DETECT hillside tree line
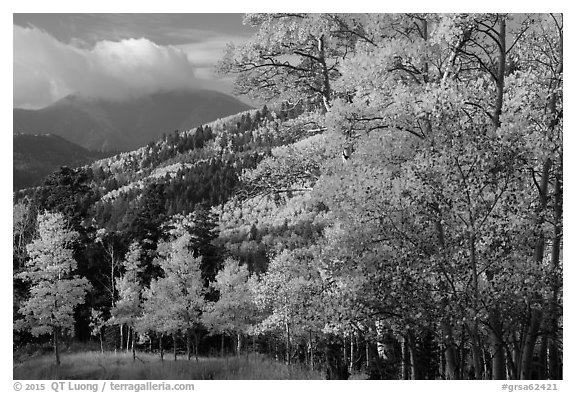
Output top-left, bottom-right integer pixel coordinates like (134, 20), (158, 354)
(13, 13), (562, 380)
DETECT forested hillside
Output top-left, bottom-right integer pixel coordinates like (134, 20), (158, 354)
(13, 90), (252, 151)
(13, 133), (110, 191)
(13, 13), (562, 381)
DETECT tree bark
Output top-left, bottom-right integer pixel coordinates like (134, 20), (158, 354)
(285, 321), (291, 365)
(441, 320), (459, 379)
(483, 347), (492, 379)
(546, 23), (563, 379)
(401, 335), (410, 380)
(237, 332), (242, 357)
(54, 327), (61, 366)
(548, 173), (562, 379)
(221, 334), (225, 357)
(538, 335), (548, 379)
(469, 323), (484, 379)
(490, 17), (508, 381)
(365, 340), (370, 370)
(349, 333), (355, 373)
(308, 331), (314, 370)
(532, 159), (551, 265)
(549, 335), (561, 380)
(511, 331), (521, 379)
(131, 327), (136, 361)
(173, 333), (177, 361)
(159, 334), (164, 361)
(109, 245), (117, 310)
(520, 155), (551, 380)
(126, 326), (130, 353)
(119, 324), (123, 352)
(304, 336), (309, 366)
(186, 328), (192, 360)
(467, 233), (483, 380)
(407, 332), (420, 380)
(435, 217), (460, 380)
(317, 35), (332, 112)
(343, 335), (348, 370)
(194, 332), (199, 362)
(489, 309), (506, 380)
(421, 17), (429, 83)
(520, 308), (541, 379)
(492, 17), (506, 128)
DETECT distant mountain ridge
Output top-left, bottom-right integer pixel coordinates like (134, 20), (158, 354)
(13, 133), (107, 190)
(13, 89), (252, 151)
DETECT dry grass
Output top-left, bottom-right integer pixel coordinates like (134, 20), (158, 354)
(13, 351), (325, 380)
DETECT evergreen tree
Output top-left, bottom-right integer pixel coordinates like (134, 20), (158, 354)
(32, 166), (95, 232)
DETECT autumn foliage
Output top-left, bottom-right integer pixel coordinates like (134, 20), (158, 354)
(14, 13), (561, 380)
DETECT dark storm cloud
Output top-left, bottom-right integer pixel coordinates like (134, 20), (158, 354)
(14, 25), (205, 108)
(13, 14), (255, 109)
(13, 14), (255, 46)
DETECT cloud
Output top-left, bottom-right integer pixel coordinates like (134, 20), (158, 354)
(178, 37), (239, 67)
(176, 35), (248, 89)
(14, 25), (204, 109)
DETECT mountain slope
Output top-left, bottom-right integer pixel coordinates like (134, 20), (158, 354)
(13, 90), (252, 151)
(13, 133), (105, 190)
(13, 100), (308, 229)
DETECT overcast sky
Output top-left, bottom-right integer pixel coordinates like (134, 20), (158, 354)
(13, 14), (257, 109)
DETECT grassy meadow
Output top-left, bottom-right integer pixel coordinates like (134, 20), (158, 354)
(13, 351), (327, 380)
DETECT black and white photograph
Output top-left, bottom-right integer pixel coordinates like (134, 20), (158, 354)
(10, 7), (565, 387)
